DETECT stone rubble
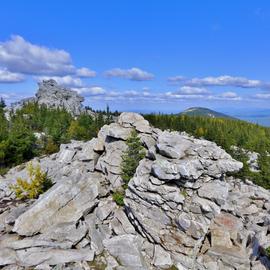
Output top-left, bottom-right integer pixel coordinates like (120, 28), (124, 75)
(0, 112), (269, 269)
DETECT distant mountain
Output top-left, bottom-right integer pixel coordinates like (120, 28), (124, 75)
(180, 107), (235, 119)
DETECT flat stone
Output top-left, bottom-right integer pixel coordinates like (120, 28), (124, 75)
(151, 159), (180, 181)
(152, 245), (172, 269)
(103, 234), (146, 269)
(108, 123), (132, 140)
(157, 131), (191, 159)
(198, 181), (229, 206)
(0, 248), (17, 266)
(57, 149), (76, 163)
(16, 247), (94, 267)
(13, 173), (101, 236)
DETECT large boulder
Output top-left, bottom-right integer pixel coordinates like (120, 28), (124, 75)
(13, 172), (101, 236)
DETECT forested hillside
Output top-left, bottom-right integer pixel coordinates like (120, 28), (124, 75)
(144, 113), (270, 189)
(0, 102), (111, 174)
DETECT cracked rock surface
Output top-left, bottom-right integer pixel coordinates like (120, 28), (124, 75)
(10, 79), (89, 116)
(0, 112), (269, 270)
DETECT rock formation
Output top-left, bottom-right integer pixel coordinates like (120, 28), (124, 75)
(11, 79), (86, 116)
(0, 113), (269, 269)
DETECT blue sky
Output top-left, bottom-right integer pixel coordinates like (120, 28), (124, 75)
(0, 1), (270, 120)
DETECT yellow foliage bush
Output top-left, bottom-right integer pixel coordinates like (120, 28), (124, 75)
(10, 162), (52, 199)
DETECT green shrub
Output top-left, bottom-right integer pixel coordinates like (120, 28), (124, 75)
(44, 137), (59, 155)
(166, 266), (178, 270)
(265, 246), (270, 258)
(10, 162), (52, 199)
(121, 130), (146, 187)
(112, 191), (125, 206)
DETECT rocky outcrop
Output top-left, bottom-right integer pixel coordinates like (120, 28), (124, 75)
(10, 79), (87, 116)
(0, 113), (269, 270)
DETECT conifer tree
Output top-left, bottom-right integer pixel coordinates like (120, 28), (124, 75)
(121, 130), (146, 187)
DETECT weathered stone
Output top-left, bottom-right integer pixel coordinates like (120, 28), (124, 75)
(108, 123), (132, 140)
(152, 245), (172, 269)
(111, 209), (136, 235)
(57, 148), (76, 163)
(4, 205), (28, 225)
(198, 181), (229, 205)
(16, 247), (94, 267)
(157, 131), (191, 159)
(151, 159), (180, 181)
(13, 173), (101, 236)
(0, 248), (17, 266)
(103, 234), (146, 269)
(96, 200), (116, 221)
(118, 112), (145, 127)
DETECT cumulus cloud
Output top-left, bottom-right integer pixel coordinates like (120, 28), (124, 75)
(76, 67), (96, 78)
(255, 93), (270, 99)
(175, 86), (210, 95)
(0, 35), (96, 78)
(167, 74), (270, 90)
(186, 75), (264, 88)
(74, 86), (106, 96)
(164, 92), (205, 100)
(167, 75), (185, 84)
(37, 76), (83, 87)
(208, 91), (242, 101)
(0, 68), (24, 83)
(0, 92), (27, 103)
(186, 75), (262, 88)
(72, 84), (243, 103)
(105, 67), (154, 81)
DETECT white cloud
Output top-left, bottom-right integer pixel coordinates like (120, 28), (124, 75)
(167, 75), (185, 83)
(0, 92), (27, 103)
(37, 75), (83, 87)
(0, 68), (24, 83)
(186, 75), (264, 88)
(76, 67), (96, 78)
(164, 91), (205, 99)
(167, 74), (270, 90)
(176, 86), (210, 95)
(255, 93), (270, 99)
(74, 86), (106, 96)
(208, 91), (242, 101)
(105, 67), (154, 81)
(0, 35), (96, 78)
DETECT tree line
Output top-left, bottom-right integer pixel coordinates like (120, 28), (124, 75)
(0, 100), (111, 174)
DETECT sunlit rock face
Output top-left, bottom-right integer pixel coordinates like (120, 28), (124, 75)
(36, 79), (84, 116)
(10, 79), (86, 116)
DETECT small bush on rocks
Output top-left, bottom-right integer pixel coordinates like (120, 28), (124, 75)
(112, 191), (125, 206)
(265, 246), (270, 258)
(10, 162), (52, 199)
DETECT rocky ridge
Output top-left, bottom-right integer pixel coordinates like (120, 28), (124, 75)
(0, 113), (270, 270)
(10, 79), (86, 116)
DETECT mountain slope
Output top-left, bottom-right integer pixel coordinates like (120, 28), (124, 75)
(180, 107), (234, 119)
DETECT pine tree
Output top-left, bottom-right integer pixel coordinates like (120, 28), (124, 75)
(0, 98), (6, 109)
(121, 130), (146, 187)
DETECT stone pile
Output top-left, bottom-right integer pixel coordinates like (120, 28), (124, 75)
(0, 112), (269, 269)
